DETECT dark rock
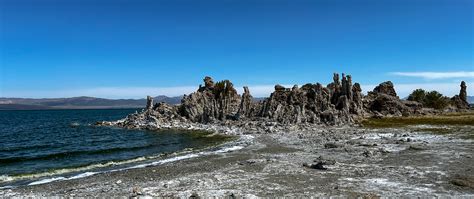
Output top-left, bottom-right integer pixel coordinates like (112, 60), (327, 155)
(303, 162), (328, 170)
(189, 193), (200, 199)
(324, 142), (341, 149)
(315, 156), (336, 165)
(329, 73), (342, 104)
(274, 84), (286, 92)
(362, 150), (373, 157)
(146, 96), (153, 110)
(408, 144), (427, 150)
(451, 81), (469, 109)
(366, 92), (411, 117)
(372, 81), (397, 97)
(292, 84), (299, 91)
(460, 81), (468, 102)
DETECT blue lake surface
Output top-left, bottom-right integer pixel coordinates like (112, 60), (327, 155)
(0, 109), (222, 186)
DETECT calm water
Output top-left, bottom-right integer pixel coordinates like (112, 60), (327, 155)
(0, 109), (226, 186)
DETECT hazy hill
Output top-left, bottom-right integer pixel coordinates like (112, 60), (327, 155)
(468, 96), (474, 104)
(0, 95), (183, 110)
(0, 95), (468, 110)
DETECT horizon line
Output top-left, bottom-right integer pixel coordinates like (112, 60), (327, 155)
(1, 82), (472, 100)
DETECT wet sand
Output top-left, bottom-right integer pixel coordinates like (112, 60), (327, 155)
(2, 126), (474, 197)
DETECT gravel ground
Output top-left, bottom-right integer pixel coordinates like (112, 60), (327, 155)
(1, 125), (473, 198)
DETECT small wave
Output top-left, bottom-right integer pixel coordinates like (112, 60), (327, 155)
(214, 145), (243, 153)
(0, 175), (13, 182)
(26, 172), (98, 186)
(0, 144), (55, 153)
(28, 177), (66, 186)
(128, 153), (200, 169)
(0, 145), (154, 164)
(0, 156), (148, 184)
(68, 172), (97, 180)
(69, 122), (80, 127)
(24, 142), (249, 186)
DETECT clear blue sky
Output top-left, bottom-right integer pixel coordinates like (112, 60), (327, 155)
(0, 0), (473, 98)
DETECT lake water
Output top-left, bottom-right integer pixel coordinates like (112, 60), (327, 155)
(0, 109), (229, 187)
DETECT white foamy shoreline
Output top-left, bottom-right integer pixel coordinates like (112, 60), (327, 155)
(1, 135), (253, 188)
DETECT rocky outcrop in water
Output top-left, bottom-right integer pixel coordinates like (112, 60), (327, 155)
(108, 73), (368, 127)
(99, 73), (467, 129)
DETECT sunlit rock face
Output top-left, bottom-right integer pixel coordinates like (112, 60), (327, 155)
(237, 86), (256, 118)
(257, 73), (364, 125)
(180, 77), (241, 123)
(114, 73), (469, 128)
(371, 81), (398, 97)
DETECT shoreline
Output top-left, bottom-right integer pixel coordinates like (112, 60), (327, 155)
(2, 123), (473, 197)
(0, 130), (249, 189)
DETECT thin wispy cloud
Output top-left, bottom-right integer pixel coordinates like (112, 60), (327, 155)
(391, 71), (474, 79)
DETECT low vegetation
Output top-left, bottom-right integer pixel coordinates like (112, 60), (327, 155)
(361, 111), (474, 128)
(407, 89), (451, 110)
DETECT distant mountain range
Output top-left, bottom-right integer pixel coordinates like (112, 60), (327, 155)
(0, 95), (268, 110)
(0, 96), (183, 110)
(468, 96), (474, 104)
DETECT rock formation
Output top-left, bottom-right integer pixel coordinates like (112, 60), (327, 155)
(451, 81), (469, 109)
(179, 77), (241, 123)
(103, 73), (464, 129)
(371, 81), (397, 97)
(256, 73), (363, 125)
(364, 81), (423, 117)
(237, 86), (255, 118)
(350, 83), (364, 115)
(146, 96), (154, 110)
(460, 81), (467, 101)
